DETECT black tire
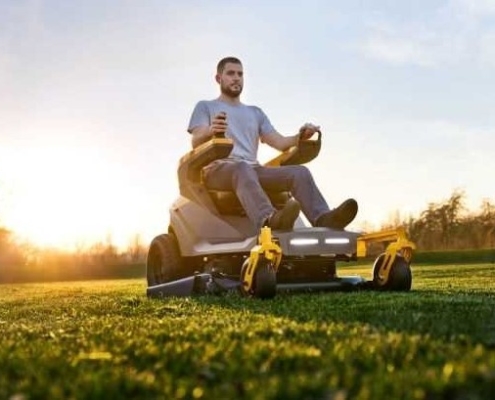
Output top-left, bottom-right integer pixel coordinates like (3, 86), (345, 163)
(146, 233), (183, 287)
(254, 262), (277, 299)
(372, 253), (412, 291)
(240, 259), (277, 299)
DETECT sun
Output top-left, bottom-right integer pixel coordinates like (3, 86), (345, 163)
(1, 143), (145, 250)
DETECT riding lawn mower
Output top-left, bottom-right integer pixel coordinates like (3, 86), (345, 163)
(146, 132), (415, 299)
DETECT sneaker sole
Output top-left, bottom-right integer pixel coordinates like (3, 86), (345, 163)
(278, 200), (301, 230)
(334, 199), (358, 229)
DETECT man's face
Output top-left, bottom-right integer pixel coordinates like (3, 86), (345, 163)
(217, 62), (243, 97)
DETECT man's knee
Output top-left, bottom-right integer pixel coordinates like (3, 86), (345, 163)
(292, 165), (311, 179)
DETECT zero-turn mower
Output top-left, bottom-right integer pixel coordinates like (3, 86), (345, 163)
(146, 133), (415, 299)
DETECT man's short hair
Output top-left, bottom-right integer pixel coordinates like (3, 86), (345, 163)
(217, 57), (242, 74)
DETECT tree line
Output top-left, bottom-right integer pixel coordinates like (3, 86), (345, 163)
(384, 190), (495, 251)
(0, 229), (147, 283)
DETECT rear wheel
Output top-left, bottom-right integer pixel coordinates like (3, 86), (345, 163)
(146, 233), (183, 286)
(240, 258), (277, 299)
(372, 253), (412, 291)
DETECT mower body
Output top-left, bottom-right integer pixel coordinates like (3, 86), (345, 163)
(147, 136), (414, 298)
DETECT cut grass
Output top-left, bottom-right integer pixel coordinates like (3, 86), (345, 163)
(1, 264), (494, 399)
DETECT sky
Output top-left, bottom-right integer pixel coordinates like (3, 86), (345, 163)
(0, 0), (494, 250)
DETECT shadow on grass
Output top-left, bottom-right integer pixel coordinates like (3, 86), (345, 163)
(185, 285), (495, 347)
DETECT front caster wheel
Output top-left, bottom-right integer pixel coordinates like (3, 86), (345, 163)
(240, 259), (277, 299)
(372, 253), (412, 291)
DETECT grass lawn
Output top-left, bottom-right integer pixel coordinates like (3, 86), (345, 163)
(1, 264), (494, 399)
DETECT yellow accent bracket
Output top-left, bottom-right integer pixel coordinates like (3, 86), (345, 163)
(357, 227), (416, 286)
(264, 146), (298, 167)
(242, 226), (282, 293)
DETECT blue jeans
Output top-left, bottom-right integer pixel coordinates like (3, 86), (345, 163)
(203, 160), (331, 229)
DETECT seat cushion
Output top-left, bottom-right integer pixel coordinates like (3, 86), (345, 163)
(208, 190), (292, 215)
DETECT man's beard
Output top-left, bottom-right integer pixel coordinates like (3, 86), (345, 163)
(221, 83), (242, 97)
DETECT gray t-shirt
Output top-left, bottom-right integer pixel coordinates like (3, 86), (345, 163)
(187, 99), (275, 164)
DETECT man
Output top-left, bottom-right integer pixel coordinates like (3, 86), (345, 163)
(187, 56), (358, 231)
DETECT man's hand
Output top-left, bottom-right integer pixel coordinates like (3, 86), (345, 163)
(299, 122), (320, 140)
(209, 112), (228, 137)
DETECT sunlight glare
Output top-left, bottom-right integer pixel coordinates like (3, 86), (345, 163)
(2, 144), (145, 250)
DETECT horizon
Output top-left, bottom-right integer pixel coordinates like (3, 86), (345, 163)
(0, 188), (489, 252)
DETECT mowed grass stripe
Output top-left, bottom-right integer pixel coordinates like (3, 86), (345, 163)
(1, 264), (494, 399)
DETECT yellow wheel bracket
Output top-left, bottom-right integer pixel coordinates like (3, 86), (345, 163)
(357, 227), (416, 286)
(242, 226), (282, 293)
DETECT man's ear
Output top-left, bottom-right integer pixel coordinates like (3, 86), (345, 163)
(215, 74), (221, 84)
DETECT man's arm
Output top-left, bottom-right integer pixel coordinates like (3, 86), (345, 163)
(261, 123), (320, 152)
(261, 131), (299, 152)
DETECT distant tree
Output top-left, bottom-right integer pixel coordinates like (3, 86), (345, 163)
(0, 226), (26, 267)
(0, 226), (11, 253)
(477, 199), (495, 248)
(126, 234), (146, 263)
(88, 234), (119, 266)
(438, 190), (464, 248)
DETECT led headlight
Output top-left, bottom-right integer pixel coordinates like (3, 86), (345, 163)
(290, 238), (319, 246)
(324, 238), (350, 245)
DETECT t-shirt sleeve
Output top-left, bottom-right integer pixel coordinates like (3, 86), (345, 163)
(256, 107), (276, 136)
(187, 101), (210, 134)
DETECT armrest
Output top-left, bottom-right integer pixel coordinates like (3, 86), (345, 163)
(178, 138), (233, 183)
(264, 131), (321, 167)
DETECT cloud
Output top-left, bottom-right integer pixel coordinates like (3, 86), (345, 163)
(360, 0), (495, 68)
(363, 33), (436, 67)
(452, 0), (495, 17)
(360, 20), (462, 68)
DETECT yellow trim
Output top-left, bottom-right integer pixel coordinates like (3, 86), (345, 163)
(264, 146), (298, 167)
(242, 227), (282, 293)
(179, 137), (233, 165)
